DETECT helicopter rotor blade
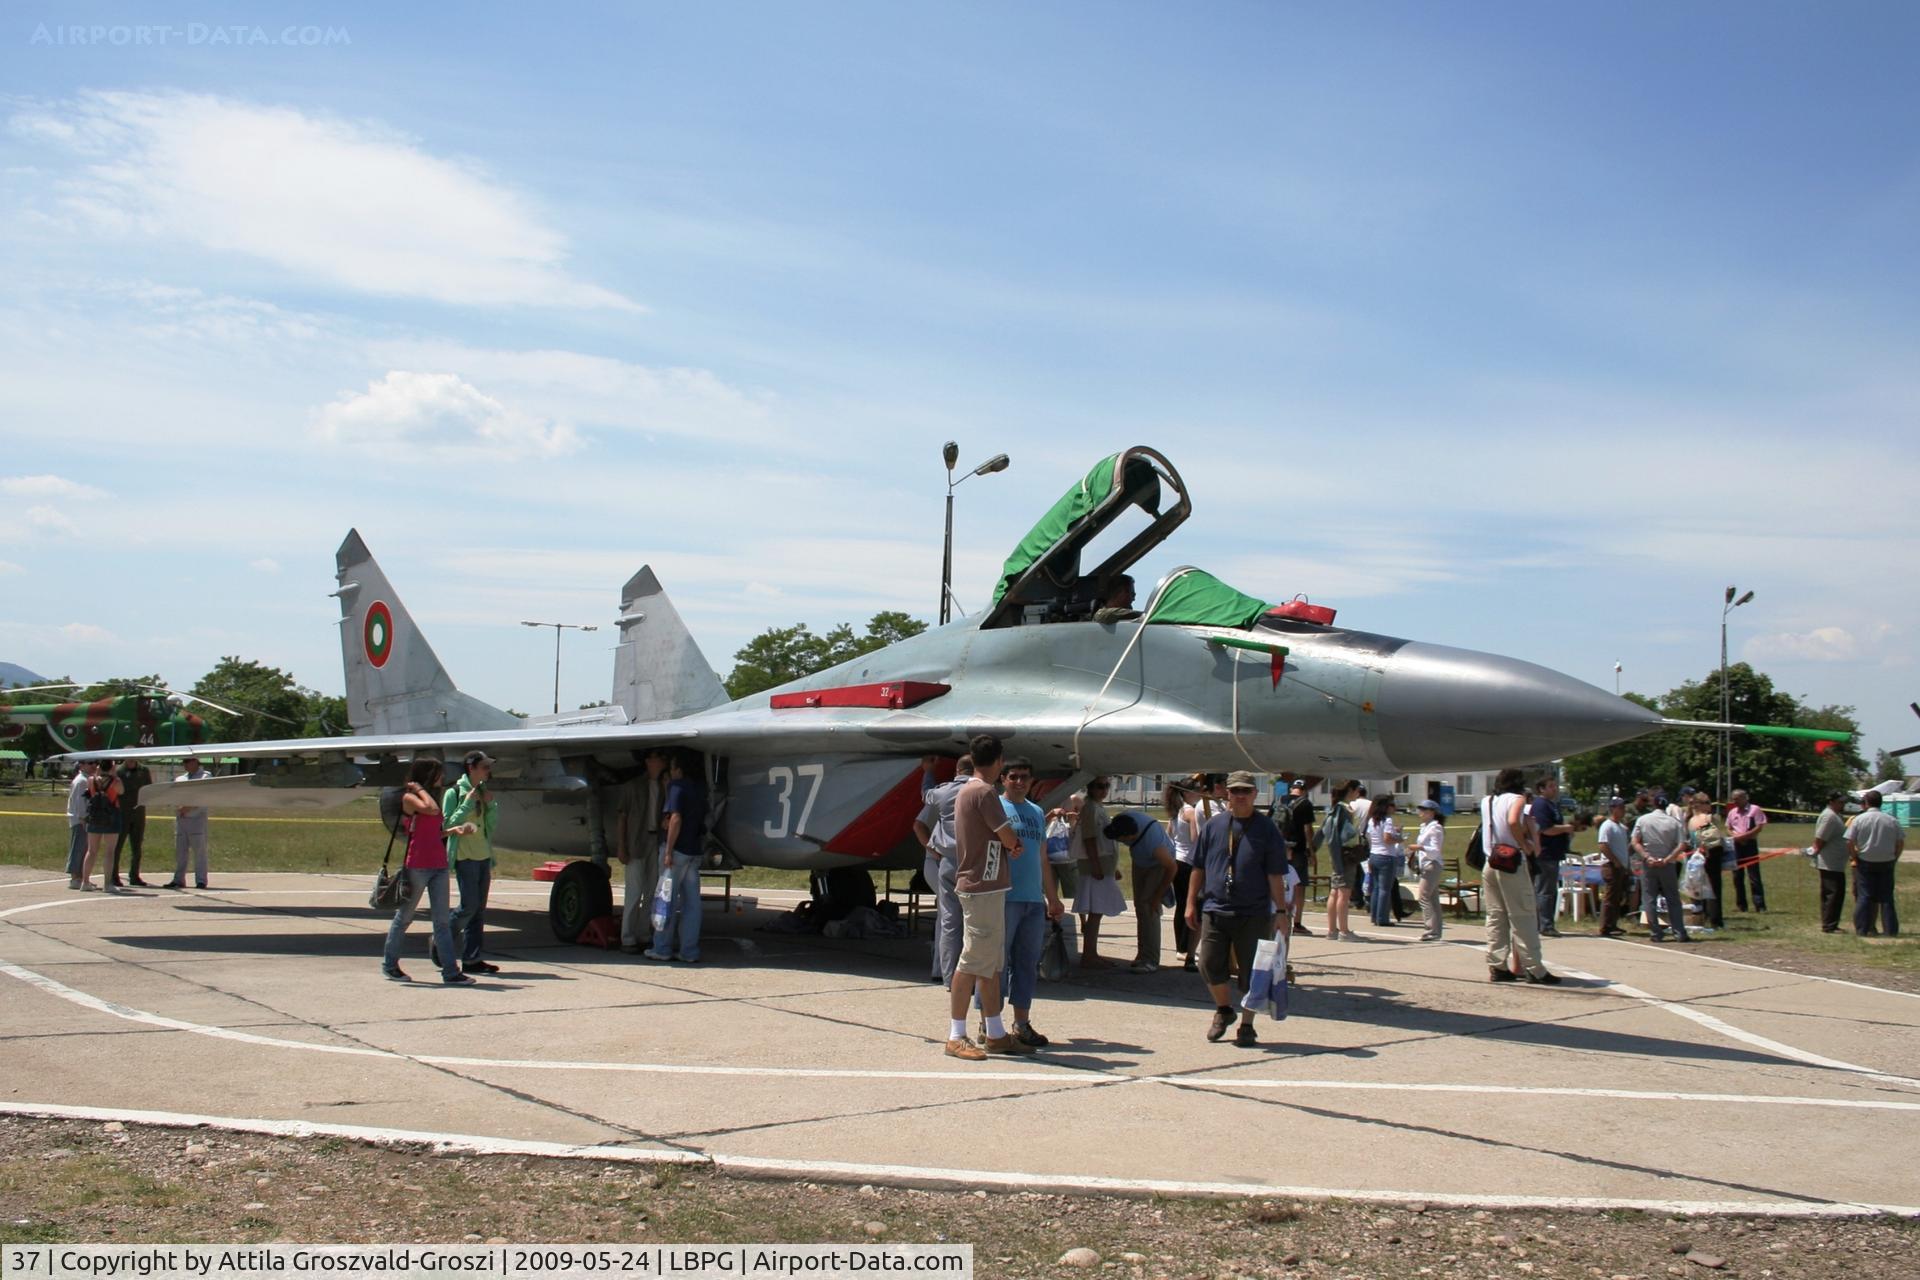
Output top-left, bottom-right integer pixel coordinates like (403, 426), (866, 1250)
(167, 689), (302, 727)
(0, 683), (86, 697)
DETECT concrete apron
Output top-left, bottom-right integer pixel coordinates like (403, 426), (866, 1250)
(3, 871), (1918, 1216)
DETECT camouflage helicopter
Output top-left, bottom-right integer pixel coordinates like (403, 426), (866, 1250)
(69, 446), (1848, 939)
(0, 683), (291, 753)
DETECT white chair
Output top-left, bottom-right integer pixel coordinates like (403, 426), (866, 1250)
(1556, 859), (1599, 922)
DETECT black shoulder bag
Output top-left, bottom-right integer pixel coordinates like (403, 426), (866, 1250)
(369, 816), (415, 912)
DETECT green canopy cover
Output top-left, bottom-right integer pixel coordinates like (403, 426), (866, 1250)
(1146, 570), (1271, 629)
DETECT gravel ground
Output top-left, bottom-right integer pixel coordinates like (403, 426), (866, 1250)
(3, 1118), (1916, 1279)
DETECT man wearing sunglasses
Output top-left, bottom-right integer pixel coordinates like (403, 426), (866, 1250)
(1185, 771), (1294, 1047)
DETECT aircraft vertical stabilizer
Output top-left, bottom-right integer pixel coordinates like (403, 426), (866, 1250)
(612, 566), (729, 721)
(334, 530), (522, 736)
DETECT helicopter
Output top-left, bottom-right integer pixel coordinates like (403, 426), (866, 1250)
(0, 683), (296, 753)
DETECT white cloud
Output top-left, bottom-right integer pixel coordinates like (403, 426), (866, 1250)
(249, 558), (281, 574)
(23, 506), (79, 537)
(0, 560), (22, 575)
(1746, 627), (1857, 663)
(11, 91), (634, 310)
(313, 370), (582, 459)
(60, 622), (113, 643)
(1, 474), (106, 500)
(369, 341), (781, 446)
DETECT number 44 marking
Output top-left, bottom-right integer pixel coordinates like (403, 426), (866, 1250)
(763, 763), (825, 839)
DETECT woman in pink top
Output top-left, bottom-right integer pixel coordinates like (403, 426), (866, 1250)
(380, 759), (473, 985)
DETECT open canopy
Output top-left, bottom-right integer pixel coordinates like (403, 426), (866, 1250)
(983, 447), (1192, 628)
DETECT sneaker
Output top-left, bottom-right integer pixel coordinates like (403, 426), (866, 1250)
(1489, 967), (1519, 983)
(1181, 955), (1197, 972)
(1599, 928), (1625, 938)
(1292, 922), (1314, 937)
(130, 877), (149, 888)
(1234, 1023), (1258, 1048)
(943, 1036), (986, 1061)
(983, 1033), (1036, 1056)
(382, 966), (410, 982)
(1418, 933), (1440, 942)
(1675, 934), (1695, 944)
(1015, 1023), (1049, 1049)
(1539, 927), (1562, 938)
(1649, 932), (1667, 943)
(109, 877), (124, 888)
(1206, 1007), (1235, 1042)
(442, 972), (477, 987)
(463, 960), (500, 975)
(162, 881), (184, 890)
(1129, 959), (1159, 974)
(1339, 931), (1362, 943)
(194, 882), (208, 890)
(1526, 971), (1563, 986)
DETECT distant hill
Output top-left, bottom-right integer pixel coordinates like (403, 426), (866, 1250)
(0, 663), (48, 689)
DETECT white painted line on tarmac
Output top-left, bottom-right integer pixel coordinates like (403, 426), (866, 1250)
(0, 878), (76, 890)
(2, 1100), (1912, 1218)
(1558, 964), (1920, 1091)
(6, 949), (1920, 1111)
(1607, 936), (1920, 1002)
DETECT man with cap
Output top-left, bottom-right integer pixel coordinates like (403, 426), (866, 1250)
(1810, 791), (1850, 933)
(443, 751), (500, 974)
(1184, 771), (1294, 1047)
(1275, 778), (1318, 937)
(167, 754), (212, 889)
(1847, 791), (1906, 937)
(1408, 798), (1446, 940)
(1594, 796), (1635, 937)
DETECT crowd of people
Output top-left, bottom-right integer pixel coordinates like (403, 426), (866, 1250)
(62, 754), (212, 891)
(914, 755), (1911, 1058)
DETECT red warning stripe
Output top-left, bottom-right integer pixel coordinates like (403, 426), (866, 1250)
(770, 681), (950, 711)
(823, 765), (928, 857)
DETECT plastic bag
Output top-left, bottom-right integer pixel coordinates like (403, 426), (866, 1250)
(650, 864), (677, 934)
(1683, 851), (1714, 900)
(1241, 932), (1290, 1020)
(1040, 920), (1070, 981)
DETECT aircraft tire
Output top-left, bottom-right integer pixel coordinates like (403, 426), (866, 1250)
(549, 860), (613, 943)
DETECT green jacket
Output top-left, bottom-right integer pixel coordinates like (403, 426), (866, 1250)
(442, 776), (497, 863)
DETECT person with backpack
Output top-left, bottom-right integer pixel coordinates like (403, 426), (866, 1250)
(1320, 780), (1362, 942)
(380, 758), (472, 985)
(1481, 767), (1558, 984)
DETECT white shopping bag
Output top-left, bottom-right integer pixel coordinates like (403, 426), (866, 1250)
(1240, 931), (1290, 1020)
(650, 864), (676, 935)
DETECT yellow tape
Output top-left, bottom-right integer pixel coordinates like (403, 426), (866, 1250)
(0, 810), (369, 826)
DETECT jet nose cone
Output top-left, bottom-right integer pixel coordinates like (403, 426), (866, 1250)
(1374, 642), (1662, 772)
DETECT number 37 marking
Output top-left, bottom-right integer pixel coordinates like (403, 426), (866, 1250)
(763, 764), (825, 839)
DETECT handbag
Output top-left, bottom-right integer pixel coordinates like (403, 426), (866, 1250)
(1483, 796), (1523, 874)
(1465, 823), (1487, 871)
(1241, 931), (1290, 1019)
(369, 818), (415, 912)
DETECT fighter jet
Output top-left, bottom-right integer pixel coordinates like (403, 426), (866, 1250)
(69, 447), (1837, 936)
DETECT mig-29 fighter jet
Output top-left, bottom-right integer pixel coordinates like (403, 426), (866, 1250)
(70, 447), (1841, 938)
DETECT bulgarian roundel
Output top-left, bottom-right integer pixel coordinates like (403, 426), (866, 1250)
(364, 601), (395, 669)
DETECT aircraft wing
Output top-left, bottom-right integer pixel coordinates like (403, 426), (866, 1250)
(56, 699), (1202, 768)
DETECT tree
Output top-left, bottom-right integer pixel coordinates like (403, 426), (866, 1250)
(1562, 664), (1865, 809)
(192, 658), (335, 744)
(1869, 749), (1911, 786)
(724, 613), (930, 700)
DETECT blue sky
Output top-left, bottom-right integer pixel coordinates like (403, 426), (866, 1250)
(1, 3), (1914, 763)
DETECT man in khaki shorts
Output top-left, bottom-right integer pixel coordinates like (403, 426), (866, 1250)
(944, 733), (1033, 1060)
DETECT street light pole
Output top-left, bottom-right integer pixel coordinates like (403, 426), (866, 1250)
(938, 444), (1010, 626)
(1720, 587), (1753, 798)
(521, 620), (600, 714)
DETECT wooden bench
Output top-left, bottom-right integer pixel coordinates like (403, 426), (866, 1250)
(882, 868), (933, 934)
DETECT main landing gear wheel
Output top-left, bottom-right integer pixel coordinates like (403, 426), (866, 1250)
(549, 860), (613, 943)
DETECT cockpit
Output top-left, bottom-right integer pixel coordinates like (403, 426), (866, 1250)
(981, 447), (1338, 636)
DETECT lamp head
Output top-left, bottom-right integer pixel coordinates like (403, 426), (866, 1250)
(942, 441), (959, 472)
(972, 453), (1011, 477)
(1735, 590), (1754, 607)
(1725, 586), (1737, 604)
